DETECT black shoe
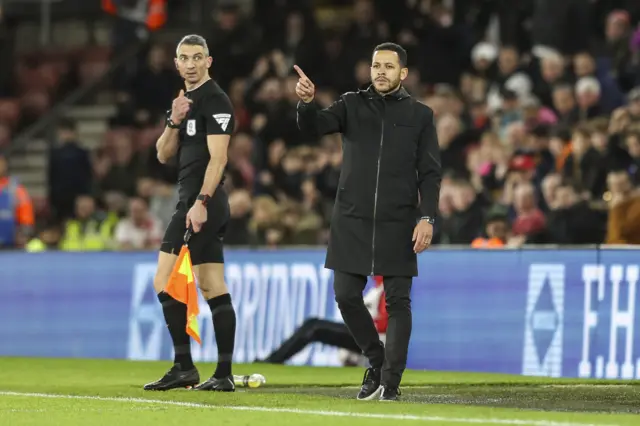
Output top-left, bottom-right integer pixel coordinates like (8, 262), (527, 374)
(379, 386), (400, 401)
(356, 367), (382, 400)
(193, 375), (235, 392)
(143, 363), (200, 391)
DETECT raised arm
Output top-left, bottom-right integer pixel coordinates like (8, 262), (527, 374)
(294, 64), (346, 137)
(157, 90), (192, 163)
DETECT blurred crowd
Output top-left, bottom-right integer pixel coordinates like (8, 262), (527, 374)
(3, 0), (640, 251)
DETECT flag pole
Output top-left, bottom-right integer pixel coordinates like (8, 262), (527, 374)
(183, 226), (193, 247)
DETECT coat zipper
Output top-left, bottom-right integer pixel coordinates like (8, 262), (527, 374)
(371, 103), (385, 275)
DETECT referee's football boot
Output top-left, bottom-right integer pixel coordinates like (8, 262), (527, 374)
(379, 386), (400, 401)
(143, 363), (200, 391)
(193, 375), (235, 392)
(356, 367), (382, 400)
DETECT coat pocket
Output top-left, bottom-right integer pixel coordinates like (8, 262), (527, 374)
(336, 187), (371, 219)
(393, 122), (419, 143)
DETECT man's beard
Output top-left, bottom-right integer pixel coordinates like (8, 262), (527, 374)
(375, 78), (401, 94)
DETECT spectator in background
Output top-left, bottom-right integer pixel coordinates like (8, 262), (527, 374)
(277, 10), (323, 75)
(544, 182), (606, 244)
(573, 51), (625, 112)
(534, 51), (569, 109)
(549, 127), (574, 172)
(342, 0), (387, 71)
(605, 169), (640, 244)
(530, 0), (590, 57)
(114, 196), (162, 250)
(471, 206), (509, 248)
(625, 87), (640, 123)
(59, 195), (113, 251)
(597, 9), (636, 92)
(225, 189), (252, 245)
(552, 85), (580, 128)
(541, 172), (563, 212)
(95, 130), (141, 197)
(279, 198), (322, 245)
(25, 220), (62, 252)
(436, 113), (467, 175)
(206, 3), (259, 91)
(127, 43), (182, 127)
(226, 132), (256, 191)
(102, 190), (128, 232)
(447, 178), (487, 244)
(48, 119), (92, 221)
(623, 131), (640, 183)
(575, 77), (604, 120)
(562, 127), (607, 200)
(501, 155), (537, 207)
(511, 182), (546, 244)
(12, 0), (640, 249)
(248, 195), (280, 246)
(314, 135), (342, 208)
(135, 176), (177, 229)
(0, 152), (34, 249)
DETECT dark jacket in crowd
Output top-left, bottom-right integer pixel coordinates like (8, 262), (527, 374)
(296, 85), (441, 277)
(545, 202), (606, 244)
(562, 148), (608, 199)
(530, 0), (591, 55)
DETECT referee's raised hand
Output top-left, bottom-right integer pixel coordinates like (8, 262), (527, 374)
(170, 89), (192, 125)
(294, 65), (315, 103)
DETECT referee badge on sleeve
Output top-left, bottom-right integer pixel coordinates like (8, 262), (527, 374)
(186, 119), (196, 136)
(213, 113), (231, 131)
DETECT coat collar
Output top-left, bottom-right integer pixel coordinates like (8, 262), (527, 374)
(363, 84), (410, 100)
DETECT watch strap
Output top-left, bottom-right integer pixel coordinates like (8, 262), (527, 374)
(167, 117), (180, 129)
(420, 216), (435, 224)
(196, 194), (210, 206)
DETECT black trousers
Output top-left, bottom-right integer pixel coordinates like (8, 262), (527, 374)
(333, 271), (412, 388)
(262, 319), (361, 363)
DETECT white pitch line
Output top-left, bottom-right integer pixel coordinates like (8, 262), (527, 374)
(0, 391), (619, 426)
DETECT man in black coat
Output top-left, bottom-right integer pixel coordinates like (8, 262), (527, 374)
(294, 42), (441, 401)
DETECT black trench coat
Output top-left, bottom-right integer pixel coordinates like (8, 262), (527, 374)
(297, 85), (441, 277)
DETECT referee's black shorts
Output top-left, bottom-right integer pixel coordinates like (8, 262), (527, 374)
(160, 187), (229, 265)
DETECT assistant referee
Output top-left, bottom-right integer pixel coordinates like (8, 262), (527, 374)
(295, 43), (442, 401)
(143, 34), (237, 392)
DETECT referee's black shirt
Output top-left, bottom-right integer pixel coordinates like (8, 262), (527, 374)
(167, 79), (235, 207)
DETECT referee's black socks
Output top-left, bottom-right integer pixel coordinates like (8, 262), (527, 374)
(207, 293), (236, 378)
(158, 292), (194, 371)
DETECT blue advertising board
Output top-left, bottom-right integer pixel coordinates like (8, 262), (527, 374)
(0, 248), (639, 380)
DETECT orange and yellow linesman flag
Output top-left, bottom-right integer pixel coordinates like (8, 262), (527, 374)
(164, 245), (201, 345)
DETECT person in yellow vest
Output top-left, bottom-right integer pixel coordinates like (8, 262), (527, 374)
(25, 221), (62, 252)
(471, 206), (509, 248)
(60, 195), (114, 251)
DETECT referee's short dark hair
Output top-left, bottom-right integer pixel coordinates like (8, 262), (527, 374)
(373, 42), (408, 68)
(176, 34), (209, 56)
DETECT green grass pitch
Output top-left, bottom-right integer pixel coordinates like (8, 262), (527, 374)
(0, 357), (639, 425)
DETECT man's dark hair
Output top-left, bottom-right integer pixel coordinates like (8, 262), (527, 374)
(176, 34), (209, 56)
(373, 42), (408, 67)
